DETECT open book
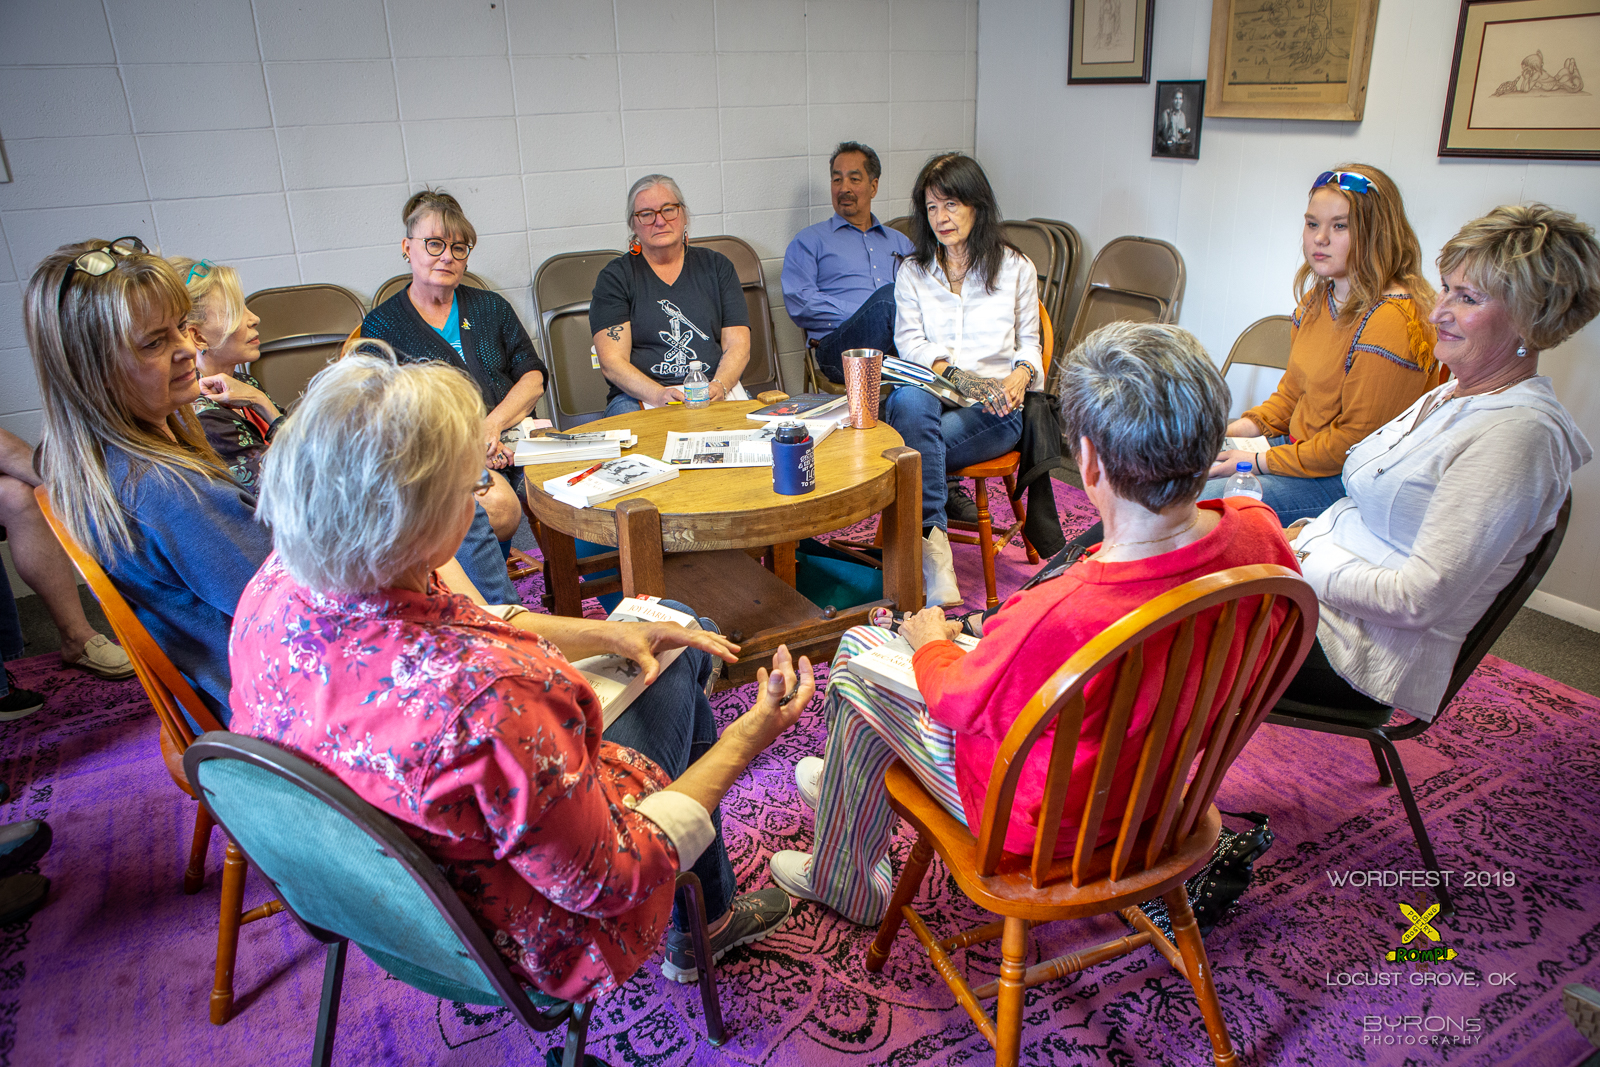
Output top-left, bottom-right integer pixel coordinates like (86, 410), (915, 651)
(845, 632), (980, 705)
(542, 454), (678, 508)
(569, 597), (701, 728)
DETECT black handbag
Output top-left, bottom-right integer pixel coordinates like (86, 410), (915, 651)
(1133, 810), (1273, 938)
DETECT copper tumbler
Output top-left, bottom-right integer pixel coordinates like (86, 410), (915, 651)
(841, 348), (883, 429)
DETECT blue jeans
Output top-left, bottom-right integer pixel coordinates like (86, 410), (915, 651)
(600, 603), (736, 928)
(605, 393), (644, 418)
(454, 502), (520, 605)
(813, 284), (898, 384)
(882, 385), (1023, 530)
(0, 564), (21, 699)
(1199, 436), (1346, 525)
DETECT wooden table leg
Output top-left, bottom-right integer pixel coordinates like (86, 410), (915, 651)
(879, 446), (924, 613)
(767, 541), (798, 588)
(542, 526), (584, 617)
(616, 498), (667, 599)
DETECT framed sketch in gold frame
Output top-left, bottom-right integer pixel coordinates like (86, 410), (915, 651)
(1439, 0), (1600, 159)
(1204, 0), (1381, 120)
(1070, 0), (1156, 83)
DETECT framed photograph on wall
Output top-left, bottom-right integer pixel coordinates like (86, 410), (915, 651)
(1153, 80), (1205, 157)
(1439, 0), (1600, 159)
(1203, 0), (1381, 120)
(1070, 0), (1156, 83)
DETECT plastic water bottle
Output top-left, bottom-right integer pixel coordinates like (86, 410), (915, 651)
(682, 361), (710, 408)
(1224, 460), (1263, 500)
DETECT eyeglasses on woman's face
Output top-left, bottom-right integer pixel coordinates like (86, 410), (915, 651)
(473, 469), (495, 495)
(412, 236), (473, 260)
(57, 236), (148, 313)
(632, 203), (683, 226)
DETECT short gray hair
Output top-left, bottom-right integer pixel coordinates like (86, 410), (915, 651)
(1057, 322), (1228, 512)
(257, 347), (484, 592)
(626, 173), (689, 232)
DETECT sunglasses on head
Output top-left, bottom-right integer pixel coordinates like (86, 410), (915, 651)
(1311, 170), (1372, 196)
(57, 236), (148, 314)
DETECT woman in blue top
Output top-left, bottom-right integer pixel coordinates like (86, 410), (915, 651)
(360, 189), (548, 543)
(24, 239), (271, 722)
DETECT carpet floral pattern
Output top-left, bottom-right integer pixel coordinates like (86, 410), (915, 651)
(1, 482), (1595, 1066)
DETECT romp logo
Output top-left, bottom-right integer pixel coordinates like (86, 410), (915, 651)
(1385, 903), (1458, 964)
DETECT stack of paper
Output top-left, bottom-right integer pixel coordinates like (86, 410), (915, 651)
(542, 454), (679, 508)
(515, 429), (638, 466)
(661, 421), (839, 468)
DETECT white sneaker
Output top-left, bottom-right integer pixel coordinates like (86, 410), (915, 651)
(922, 526), (962, 607)
(769, 850), (822, 903)
(795, 757), (823, 810)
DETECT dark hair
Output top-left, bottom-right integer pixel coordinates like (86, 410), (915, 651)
(1058, 322), (1229, 512)
(909, 153), (1014, 295)
(830, 141), (882, 182)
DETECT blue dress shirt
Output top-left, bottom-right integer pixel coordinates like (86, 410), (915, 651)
(782, 214), (913, 342)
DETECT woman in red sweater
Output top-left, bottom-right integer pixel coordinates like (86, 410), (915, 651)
(768, 321), (1301, 925)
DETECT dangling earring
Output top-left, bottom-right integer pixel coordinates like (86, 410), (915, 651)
(629, 235), (642, 255)
(1516, 342), (1528, 358)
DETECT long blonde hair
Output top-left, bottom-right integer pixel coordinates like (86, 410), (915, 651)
(1294, 163), (1436, 321)
(24, 242), (231, 560)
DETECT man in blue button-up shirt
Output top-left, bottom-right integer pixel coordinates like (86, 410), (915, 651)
(782, 142), (913, 384)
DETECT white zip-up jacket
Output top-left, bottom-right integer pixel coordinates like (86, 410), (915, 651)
(1294, 375), (1591, 718)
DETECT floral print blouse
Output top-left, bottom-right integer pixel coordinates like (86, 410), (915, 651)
(193, 370), (280, 492)
(229, 554), (682, 1001)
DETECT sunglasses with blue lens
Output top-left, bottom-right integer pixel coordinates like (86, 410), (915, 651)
(1311, 170), (1372, 196)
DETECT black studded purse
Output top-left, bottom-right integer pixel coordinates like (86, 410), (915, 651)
(1133, 810), (1274, 938)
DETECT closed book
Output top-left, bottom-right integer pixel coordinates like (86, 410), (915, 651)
(748, 393), (851, 421)
(543, 454), (679, 508)
(845, 633), (980, 705)
(569, 597), (700, 728)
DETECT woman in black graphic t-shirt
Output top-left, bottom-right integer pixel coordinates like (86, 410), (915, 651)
(590, 174), (751, 417)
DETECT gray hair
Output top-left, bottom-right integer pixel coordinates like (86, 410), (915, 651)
(257, 346), (484, 592)
(626, 173), (689, 233)
(1057, 322), (1229, 512)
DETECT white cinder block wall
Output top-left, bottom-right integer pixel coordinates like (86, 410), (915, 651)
(0, 0), (980, 453)
(977, 0), (1600, 626)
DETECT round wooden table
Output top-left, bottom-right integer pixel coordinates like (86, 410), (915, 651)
(523, 400), (924, 683)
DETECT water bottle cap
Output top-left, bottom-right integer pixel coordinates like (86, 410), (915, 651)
(774, 421), (809, 444)
(1236, 461), (1253, 472)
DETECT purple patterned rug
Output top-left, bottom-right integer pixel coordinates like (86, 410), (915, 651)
(2, 481), (1597, 1066)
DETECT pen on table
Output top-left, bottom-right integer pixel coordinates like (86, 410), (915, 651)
(566, 462), (604, 486)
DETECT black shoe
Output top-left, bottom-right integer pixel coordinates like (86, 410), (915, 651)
(0, 873), (48, 925)
(0, 672), (46, 722)
(946, 484), (979, 524)
(660, 887), (791, 983)
(0, 820), (51, 878)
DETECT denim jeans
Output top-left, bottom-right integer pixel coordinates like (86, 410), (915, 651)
(813, 284), (898, 384)
(882, 385), (1023, 530)
(1198, 436), (1346, 525)
(600, 610), (736, 929)
(604, 393), (644, 419)
(0, 564), (21, 699)
(454, 502), (520, 605)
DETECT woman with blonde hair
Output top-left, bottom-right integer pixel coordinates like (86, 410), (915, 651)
(24, 239), (270, 719)
(169, 257), (280, 493)
(1205, 164), (1442, 523)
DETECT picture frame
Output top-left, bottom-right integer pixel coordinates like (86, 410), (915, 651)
(1203, 0), (1381, 120)
(1153, 80), (1206, 158)
(1439, 0), (1600, 159)
(1069, 0), (1157, 84)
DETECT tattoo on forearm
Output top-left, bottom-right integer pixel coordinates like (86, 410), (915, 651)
(605, 325), (623, 341)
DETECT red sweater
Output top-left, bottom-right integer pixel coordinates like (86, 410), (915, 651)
(912, 498), (1299, 856)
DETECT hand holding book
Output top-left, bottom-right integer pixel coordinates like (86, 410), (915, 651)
(899, 605), (966, 651)
(600, 620), (740, 684)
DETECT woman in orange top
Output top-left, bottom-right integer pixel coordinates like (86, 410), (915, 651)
(1204, 164), (1441, 524)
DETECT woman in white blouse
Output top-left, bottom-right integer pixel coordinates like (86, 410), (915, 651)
(887, 153), (1043, 606)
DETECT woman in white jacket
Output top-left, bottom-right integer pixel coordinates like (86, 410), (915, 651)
(1284, 203), (1598, 719)
(886, 153), (1043, 606)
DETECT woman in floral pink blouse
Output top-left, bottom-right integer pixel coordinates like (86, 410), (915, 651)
(229, 352), (812, 1001)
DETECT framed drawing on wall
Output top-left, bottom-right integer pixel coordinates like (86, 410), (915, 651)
(1204, 0), (1381, 120)
(1439, 0), (1600, 159)
(1070, 0), (1156, 83)
(1153, 80), (1205, 157)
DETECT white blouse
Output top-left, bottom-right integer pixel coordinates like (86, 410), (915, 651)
(894, 247), (1043, 385)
